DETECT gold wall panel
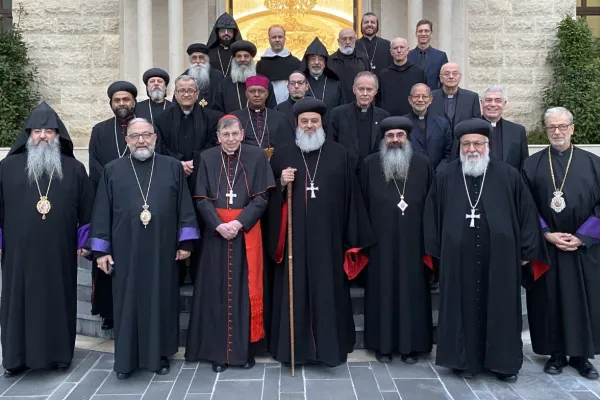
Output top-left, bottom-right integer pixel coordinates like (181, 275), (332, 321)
(230, 0), (355, 59)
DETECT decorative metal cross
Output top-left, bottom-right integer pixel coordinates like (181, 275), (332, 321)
(306, 182), (319, 199)
(466, 208), (480, 228)
(226, 189), (237, 205)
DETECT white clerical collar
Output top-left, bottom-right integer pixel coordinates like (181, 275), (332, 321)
(446, 94), (454, 99)
(183, 110), (191, 115)
(491, 122), (497, 127)
(251, 107), (265, 113)
(418, 115), (425, 120)
(262, 48), (291, 58)
(311, 74), (321, 81)
(220, 44), (229, 50)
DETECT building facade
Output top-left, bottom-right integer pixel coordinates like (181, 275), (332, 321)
(12, 0), (576, 145)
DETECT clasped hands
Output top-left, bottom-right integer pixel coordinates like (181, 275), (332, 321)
(544, 232), (582, 251)
(216, 220), (243, 240)
(181, 160), (194, 176)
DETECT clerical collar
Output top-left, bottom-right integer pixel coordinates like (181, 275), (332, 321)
(412, 111), (426, 120)
(311, 74), (322, 81)
(485, 117), (501, 127)
(219, 43), (229, 50)
(222, 147), (240, 157)
(250, 107), (265, 114)
(355, 103), (370, 112)
(182, 109), (192, 115)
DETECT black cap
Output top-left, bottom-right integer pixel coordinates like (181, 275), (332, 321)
(186, 43), (209, 55)
(107, 81), (137, 100)
(142, 68), (170, 86)
(454, 118), (491, 140)
(293, 98), (328, 118)
(380, 116), (413, 135)
(230, 40), (257, 57)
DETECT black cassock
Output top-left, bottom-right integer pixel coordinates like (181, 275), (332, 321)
(214, 79), (277, 114)
(266, 141), (375, 366)
(356, 36), (393, 77)
(523, 146), (600, 358)
(231, 107), (295, 151)
(0, 153), (93, 370)
(185, 144), (275, 365)
(423, 159), (548, 375)
(377, 63), (425, 116)
(90, 154), (199, 373)
(361, 152), (434, 355)
(134, 99), (173, 126)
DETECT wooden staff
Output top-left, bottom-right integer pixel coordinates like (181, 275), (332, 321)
(287, 182), (295, 377)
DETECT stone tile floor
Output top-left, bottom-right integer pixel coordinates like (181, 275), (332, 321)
(1, 343), (600, 399)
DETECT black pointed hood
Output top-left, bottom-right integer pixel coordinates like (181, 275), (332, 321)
(7, 101), (74, 158)
(207, 12), (243, 49)
(299, 37), (339, 80)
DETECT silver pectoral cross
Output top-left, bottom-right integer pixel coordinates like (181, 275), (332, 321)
(226, 189), (237, 205)
(307, 182), (319, 198)
(466, 208), (480, 228)
(397, 195), (408, 215)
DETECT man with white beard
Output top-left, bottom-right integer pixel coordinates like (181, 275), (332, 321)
(135, 68), (173, 125)
(90, 118), (199, 380)
(183, 43), (223, 109)
(0, 102), (94, 377)
(423, 118), (549, 382)
(361, 116), (434, 364)
(327, 28), (370, 103)
(266, 98), (374, 366)
(214, 40), (277, 113)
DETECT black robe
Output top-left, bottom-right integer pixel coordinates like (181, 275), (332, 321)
(256, 54), (301, 82)
(266, 141), (375, 366)
(423, 159), (549, 375)
(134, 99), (173, 126)
(207, 13), (243, 77)
(327, 49), (371, 103)
(89, 154), (199, 373)
(214, 78), (278, 114)
(523, 146), (600, 358)
(0, 105), (93, 370)
(231, 107), (295, 151)
(377, 62), (425, 116)
(274, 97), (298, 129)
(361, 152), (433, 355)
(185, 144), (275, 365)
(182, 67), (223, 110)
(356, 36), (393, 76)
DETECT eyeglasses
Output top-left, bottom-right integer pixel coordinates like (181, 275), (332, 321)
(176, 88), (198, 95)
(127, 132), (155, 140)
(460, 141), (488, 149)
(289, 80), (307, 86)
(385, 132), (407, 139)
(545, 124), (572, 133)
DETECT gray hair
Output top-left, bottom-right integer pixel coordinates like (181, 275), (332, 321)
(217, 117), (243, 132)
(544, 107), (574, 125)
(175, 74), (199, 91)
(483, 85), (508, 102)
(353, 71), (379, 90)
(127, 117), (154, 132)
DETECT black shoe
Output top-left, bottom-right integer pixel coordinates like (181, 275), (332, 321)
(452, 369), (475, 379)
(3, 365), (27, 378)
(156, 357), (170, 375)
(243, 357), (256, 369)
(212, 362), (228, 373)
(400, 353), (418, 364)
(496, 372), (518, 382)
(544, 353), (568, 375)
(53, 363), (70, 371)
(101, 318), (113, 330)
(569, 357), (599, 380)
(116, 372), (131, 380)
(375, 352), (393, 363)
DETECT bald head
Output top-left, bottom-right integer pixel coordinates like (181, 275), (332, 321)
(338, 28), (357, 55)
(410, 83), (431, 96)
(390, 37), (409, 65)
(440, 62), (462, 91)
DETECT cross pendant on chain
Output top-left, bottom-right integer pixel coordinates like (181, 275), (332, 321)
(307, 182), (319, 198)
(466, 208), (480, 228)
(226, 189), (237, 205)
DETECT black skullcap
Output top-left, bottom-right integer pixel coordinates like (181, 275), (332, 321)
(107, 81), (137, 100)
(142, 68), (170, 86)
(380, 116), (413, 135)
(454, 118), (492, 140)
(186, 43), (209, 55)
(230, 40), (257, 57)
(293, 98), (328, 118)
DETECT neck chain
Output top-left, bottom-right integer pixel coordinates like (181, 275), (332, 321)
(217, 47), (231, 77)
(221, 147), (241, 205)
(548, 144), (573, 213)
(129, 153), (155, 228)
(236, 83), (249, 110)
(361, 36), (378, 70)
(148, 100), (166, 125)
(462, 168), (487, 228)
(34, 169), (54, 220)
(114, 117), (129, 158)
(308, 76), (328, 101)
(300, 147), (323, 199)
(391, 175), (408, 216)
(247, 108), (268, 147)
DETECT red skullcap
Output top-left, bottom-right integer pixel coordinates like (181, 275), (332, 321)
(218, 114), (240, 122)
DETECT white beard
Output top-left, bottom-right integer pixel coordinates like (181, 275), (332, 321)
(379, 140), (412, 182)
(188, 63), (211, 90)
(129, 144), (155, 161)
(339, 45), (355, 55)
(295, 127), (326, 153)
(460, 148), (490, 177)
(230, 60), (256, 84)
(149, 87), (165, 101)
(26, 137), (63, 183)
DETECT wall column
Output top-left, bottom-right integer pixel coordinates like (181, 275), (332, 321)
(137, 0), (154, 96)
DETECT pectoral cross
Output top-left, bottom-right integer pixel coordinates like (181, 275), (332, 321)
(466, 208), (480, 228)
(226, 189), (237, 205)
(307, 182), (319, 199)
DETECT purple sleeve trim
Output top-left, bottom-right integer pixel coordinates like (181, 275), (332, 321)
(77, 224), (90, 249)
(90, 238), (111, 253)
(577, 216), (600, 241)
(179, 227), (200, 243)
(539, 215), (549, 230)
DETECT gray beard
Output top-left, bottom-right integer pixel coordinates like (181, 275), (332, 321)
(460, 149), (490, 177)
(295, 127), (326, 153)
(149, 87), (165, 101)
(26, 137), (63, 183)
(380, 140), (412, 182)
(188, 63), (211, 90)
(129, 144), (155, 161)
(230, 60), (256, 84)
(339, 46), (355, 55)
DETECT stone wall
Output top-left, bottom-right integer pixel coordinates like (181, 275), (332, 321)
(16, 0), (121, 147)
(467, 0), (575, 131)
